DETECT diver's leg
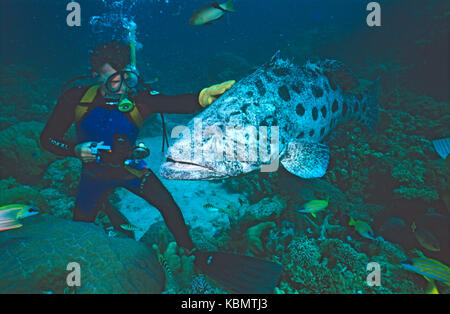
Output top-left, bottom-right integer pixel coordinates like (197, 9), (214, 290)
(102, 198), (133, 238)
(73, 170), (111, 223)
(125, 170), (195, 251)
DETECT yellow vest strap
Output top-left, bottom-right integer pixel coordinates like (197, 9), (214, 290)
(129, 105), (144, 129)
(75, 85), (100, 123)
(74, 106), (89, 123)
(75, 85), (143, 128)
(80, 85), (100, 103)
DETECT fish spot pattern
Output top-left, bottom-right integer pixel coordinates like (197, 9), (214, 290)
(312, 85), (324, 98)
(273, 68), (291, 77)
(242, 103), (251, 113)
(296, 103), (305, 116)
(342, 102), (348, 116)
(291, 82), (305, 94)
(312, 107), (318, 121)
(321, 106), (327, 118)
(255, 79), (266, 96)
(332, 100), (339, 113)
(325, 72), (337, 91)
(320, 127), (325, 137)
(278, 85), (291, 102)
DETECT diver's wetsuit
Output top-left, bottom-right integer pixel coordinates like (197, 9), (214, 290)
(40, 86), (202, 250)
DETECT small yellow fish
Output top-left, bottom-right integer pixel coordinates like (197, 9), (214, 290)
(424, 278), (439, 294)
(189, 0), (235, 26)
(349, 217), (375, 240)
(120, 224), (141, 232)
(298, 197), (329, 218)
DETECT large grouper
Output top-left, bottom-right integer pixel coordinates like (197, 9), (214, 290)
(160, 51), (379, 180)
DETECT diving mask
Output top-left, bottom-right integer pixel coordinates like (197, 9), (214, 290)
(105, 65), (140, 94)
(103, 67), (140, 108)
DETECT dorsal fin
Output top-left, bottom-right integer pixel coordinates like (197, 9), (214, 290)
(321, 60), (359, 92)
(263, 50), (283, 70)
(269, 50), (282, 65)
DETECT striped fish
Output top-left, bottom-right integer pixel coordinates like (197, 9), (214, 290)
(432, 137), (450, 160)
(401, 257), (450, 286)
(152, 244), (174, 278)
(298, 197), (329, 218)
(349, 217), (375, 240)
(203, 203), (221, 213)
(120, 224), (142, 232)
(0, 204), (39, 232)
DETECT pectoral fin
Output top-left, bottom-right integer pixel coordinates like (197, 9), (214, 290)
(281, 141), (330, 178)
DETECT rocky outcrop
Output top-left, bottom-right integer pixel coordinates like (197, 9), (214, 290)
(0, 215), (164, 294)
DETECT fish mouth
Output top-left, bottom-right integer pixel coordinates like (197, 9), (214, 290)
(160, 157), (227, 180)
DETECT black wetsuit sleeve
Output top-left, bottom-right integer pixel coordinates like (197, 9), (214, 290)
(135, 90), (203, 119)
(40, 87), (84, 157)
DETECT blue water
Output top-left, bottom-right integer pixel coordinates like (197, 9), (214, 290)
(2, 0), (447, 98)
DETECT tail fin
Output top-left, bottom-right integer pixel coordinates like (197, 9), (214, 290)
(432, 137), (450, 160)
(221, 0), (235, 12)
(349, 217), (355, 226)
(360, 78), (379, 133)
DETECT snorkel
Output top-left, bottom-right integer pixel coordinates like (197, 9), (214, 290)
(104, 19), (139, 110)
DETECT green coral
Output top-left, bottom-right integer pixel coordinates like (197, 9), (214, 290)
(287, 236), (321, 268)
(0, 177), (49, 212)
(324, 87), (448, 206)
(282, 236), (333, 293)
(0, 121), (57, 183)
(225, 172), (277, 203)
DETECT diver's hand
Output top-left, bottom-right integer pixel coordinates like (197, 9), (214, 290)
(75, 142), (97, 163)
(199, 80), (236, 108)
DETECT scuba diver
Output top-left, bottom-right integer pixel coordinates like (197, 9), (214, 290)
(40, 41), (282, 293)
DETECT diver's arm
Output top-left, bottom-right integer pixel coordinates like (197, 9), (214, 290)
(39, 87), (82, 157)
(135, 90), (203, 118)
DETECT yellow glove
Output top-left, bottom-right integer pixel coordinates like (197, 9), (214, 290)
(199, 80), (236, 108)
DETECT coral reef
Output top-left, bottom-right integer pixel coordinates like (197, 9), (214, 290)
(0, 177), (49, 212)
(274, 236), (421, 294)
(245, 221), (276, 256)
(0, 215), (164, 294)
(0, 121), (58, 183)
(232, 195), (286, 228)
